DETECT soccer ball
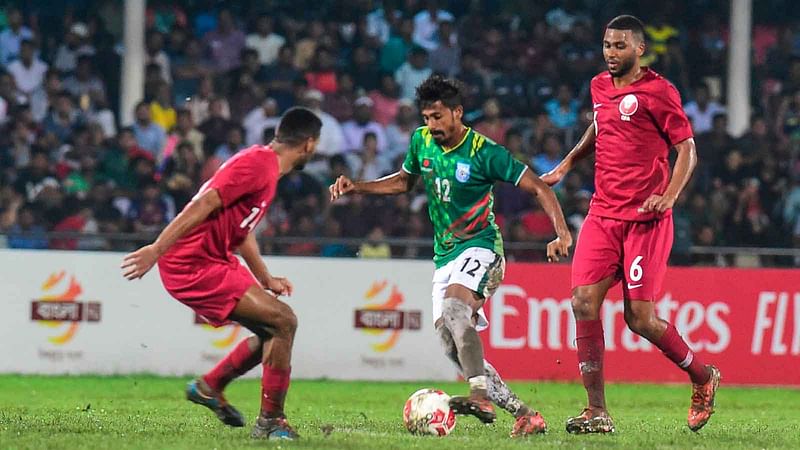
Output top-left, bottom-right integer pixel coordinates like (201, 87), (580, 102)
(402, 388), (457, 436)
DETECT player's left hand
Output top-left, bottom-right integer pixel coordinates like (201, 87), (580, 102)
(266, 276), (293, 296)
(121, 244), (160, 280)
(546, 234), (573, 262)
(639, 194), (676, 214)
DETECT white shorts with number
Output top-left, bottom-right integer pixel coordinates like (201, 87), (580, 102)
(431, 247), (506, 332)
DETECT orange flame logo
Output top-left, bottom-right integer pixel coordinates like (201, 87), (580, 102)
(201, 323), (242, 348)
(361, 281), (405, 352)
(38, 271), (83, 345)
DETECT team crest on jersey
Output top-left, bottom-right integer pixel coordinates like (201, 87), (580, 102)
(619, 94), (638, 121)
(455, 162), (471, 183)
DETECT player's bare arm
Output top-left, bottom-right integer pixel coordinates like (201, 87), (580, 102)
(516, 170), (573, 262)
(640, 138), (697, 214)
(237, 232), (292, 296)
(540, 123), (596, 186)
(329, 170), (419, 201)
(121, 189), (223, 280)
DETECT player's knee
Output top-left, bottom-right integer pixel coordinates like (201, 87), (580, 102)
(441, 297), (473, 332)
(571, 289), (598, 320)
(624, 309), (653, 336)
(283, 308), (298, 335)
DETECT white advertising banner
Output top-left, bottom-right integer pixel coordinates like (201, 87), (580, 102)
(0, 250), (457, 381)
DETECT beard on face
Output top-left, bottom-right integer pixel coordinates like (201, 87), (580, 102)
(608, 54), (635, 77)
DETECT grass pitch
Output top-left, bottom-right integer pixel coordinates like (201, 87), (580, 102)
(0, 375), (798, 449)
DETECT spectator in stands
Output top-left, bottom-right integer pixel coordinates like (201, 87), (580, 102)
(323, 72), (357, 122)
(532, 133), (564, 176)
(359, 225), (391, 258)
(132, 101), (166, 159)
(168, 108), (204, 162)
(187, 76), (229, 125)
(775, 90), (800, 145)
(380, 17), (414, 74)
(429, 18), (460, 77)
(243, 97), (280, 146)
(214, 126), (245, 162)
(55, 22), (95, 73)
(343, 96), (388, 153)
(293, 19), (325, 71)
(14, 149), (58, 203)
(198, 97), (234, 155)
(43, 92), (83, 143)
(264, 45), (300, 111)
(7, 40), (47, 98)
(299, 89), (345, 157)
(544, 83), (580, 130)
(305, 47), (338, 95)
(684, 83), (726, 134)
(150, 82), (177, 131)
(62, 55), (105, 102)
(385, 99), (418, 158)
(369, 73), (401, 126)
(203, 8), (246, 73)
(0, 8), (33, 66)
(145, 30), (171, 84)
(172, 38), (213, 105)
(246, 15), (285, 66)
(6, 203), (48, 249)
(355, 132), (391, 180)
(474, 97), (510, 145)
(395, 46), (432, 101)
(350, 46), (381, 92)
(31, 70), (61, 122)
(412, 0), (454, 51)
(98, 127), (136, 191)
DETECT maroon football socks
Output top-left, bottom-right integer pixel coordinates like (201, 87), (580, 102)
(656, 324), (710, 385)
(576, 319), (606, 409)
(261, 365), (291, 418)
(202, 338), (262, 392)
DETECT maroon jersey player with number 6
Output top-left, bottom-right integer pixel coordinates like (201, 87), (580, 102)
(121, 107), (321, 441)
(541, 15), (720, 434)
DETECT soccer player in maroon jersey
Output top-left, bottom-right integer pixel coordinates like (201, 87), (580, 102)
(541, 15), (720, 434)
(121, 107), (321, 440)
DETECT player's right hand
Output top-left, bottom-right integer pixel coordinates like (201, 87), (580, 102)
(329, 175), (355, 201)
(121, 244), (160, 280)
(546, 233), (573, 263)
(540, 168), (565, 187)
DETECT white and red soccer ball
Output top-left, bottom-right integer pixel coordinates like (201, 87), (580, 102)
(403, 388), (457, 436)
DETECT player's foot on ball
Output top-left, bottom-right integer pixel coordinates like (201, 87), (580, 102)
(185, 379), (245, 427)
(251, 415), (300, 440)
(565, 407), (615, 434)
(688, 365), (721, 432)
(449, 394), (496, 424)
(510, 410), (547, 437)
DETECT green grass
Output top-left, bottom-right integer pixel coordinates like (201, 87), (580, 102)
(0, 375), (798, 449)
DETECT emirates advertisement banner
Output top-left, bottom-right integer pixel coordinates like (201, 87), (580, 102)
(482, 263), (800, 386)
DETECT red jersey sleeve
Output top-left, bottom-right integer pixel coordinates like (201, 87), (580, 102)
(207, 153), (271, 207)
(650, 81), (693, 146)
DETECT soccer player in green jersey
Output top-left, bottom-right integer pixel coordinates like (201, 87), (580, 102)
(330, 75), (572, 437)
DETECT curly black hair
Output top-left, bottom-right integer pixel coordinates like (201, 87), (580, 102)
(415, 75), (463, 111)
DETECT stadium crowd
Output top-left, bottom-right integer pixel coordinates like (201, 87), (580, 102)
(0, 0), (799, 266)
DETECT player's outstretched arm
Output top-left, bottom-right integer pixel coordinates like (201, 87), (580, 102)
(329, 170), (419, 201)
(517, 170), (573, 262)
(237, 232), (292, 296)
(640, 137), (697, 213)
(540, 123), (596, 186)
(121, 189), (223, 280)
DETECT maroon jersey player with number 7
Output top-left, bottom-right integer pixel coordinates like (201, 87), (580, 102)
(540, 15), (720, 434)
(121, 107), (321, 441)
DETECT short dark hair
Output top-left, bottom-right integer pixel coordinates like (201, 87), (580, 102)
(275, 107), (322, 145)
(606, 15), (645, 42)
(415, 75), (463, 110)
